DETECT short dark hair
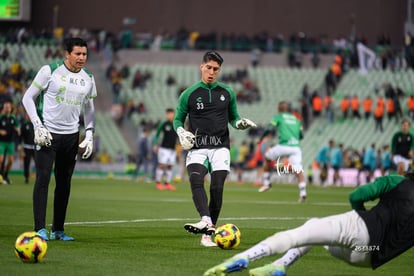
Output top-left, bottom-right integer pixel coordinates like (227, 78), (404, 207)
(64, 37), (87, 53)
(202, 51), (223, 66)
(278, 101), (289, 112)
(166, 108), (174, 113)
(402, 118), (410, 125)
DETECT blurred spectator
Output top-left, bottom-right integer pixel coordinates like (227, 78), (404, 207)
(111, 69), (122, 103)
(0, 46), (10, 61)
(393, 92), (403, 122)
(132, 69), (143, 89)
(136, 101), (145, 113)
(330, 62), (342, 83)
(324, 92), (334, 123)
(110, 104), (124, 125)
(44, 46), (54, 58)
(324, 69), (336, 95)
(311, 51), (320, 68)
(16, 46), (25, 62)
(53, 47), (63, 59)
(357, 143), (376, 185)
(115, 151), (125, 163)
(349, 148), (363, 170)
(380, 145), (391, 176)
(106, 62), (116, 80)
(166, 74), (176, 86)
(301, 84), (311, 104)
(98, 149), (112, 164)
(131, 69), (152, 89)
(331, 143), (344, 186)
(333, 35), (348, 52)
(363, 96), (373, 119)
(340, 96), (350, 119)
(407, 95), (414, 119)
(294, 50), (303, 67)
(316, 139), (334, 186)
(386, 97), (395, 121)
(250, 47), (261, 67)
(300, 98), (310, 130)
(311, 92), (323, 118)
(287, 48), (302, 67)
(134, 126), (152, 181)
(351, 95), (361, 119)
(374, 100), (384, 132)
(119, 64), (130, 79)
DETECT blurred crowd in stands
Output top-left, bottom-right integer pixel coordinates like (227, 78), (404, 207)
(1, 27), (411, 64)
(301, 80), (410, 130)
(314, 139), (392, 187)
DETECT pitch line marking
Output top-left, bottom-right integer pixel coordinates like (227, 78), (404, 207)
(64, 216), (310, 226)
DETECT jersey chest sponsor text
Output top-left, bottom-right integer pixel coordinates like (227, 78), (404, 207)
(49, 73), (92, 106)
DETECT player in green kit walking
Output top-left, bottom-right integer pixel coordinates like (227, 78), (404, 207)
(258, 101), (307, 202)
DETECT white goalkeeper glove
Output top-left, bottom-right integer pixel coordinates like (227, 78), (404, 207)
(79, 129), (94, 159)
(236, 118), (257, 130)
(177, 127), (195, 150)
(33, 119), (53, 147)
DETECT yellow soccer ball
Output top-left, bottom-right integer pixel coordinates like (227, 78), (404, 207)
(14, 231), (48, 263)
(214, 223), (241, 249)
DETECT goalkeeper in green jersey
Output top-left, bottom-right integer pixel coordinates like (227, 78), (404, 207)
(173, 51), (257, 247)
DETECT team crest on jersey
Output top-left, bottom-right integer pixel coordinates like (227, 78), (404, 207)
(196, 97), (204, 110)
(220, 95), (225, 101)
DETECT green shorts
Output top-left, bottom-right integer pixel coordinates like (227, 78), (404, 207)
(0, 141), (15, 156)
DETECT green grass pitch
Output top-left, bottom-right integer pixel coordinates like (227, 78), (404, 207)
(0, 175), (413, 275)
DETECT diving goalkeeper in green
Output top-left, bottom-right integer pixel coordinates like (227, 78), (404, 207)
(173, 51), (256, 247)
(205, 172), (414, 275)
